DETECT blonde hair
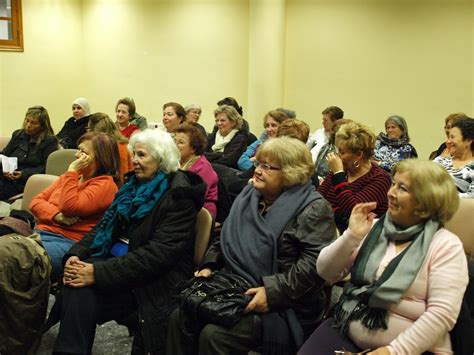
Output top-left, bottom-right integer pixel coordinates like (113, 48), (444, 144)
(214, 105), (243, 130)
(276, 119), (310, 143)
(336, 121), (376, 160)
(256, 136), (314, 188)
(392, 159), (459, 224)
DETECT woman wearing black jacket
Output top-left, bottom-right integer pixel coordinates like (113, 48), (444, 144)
(53, 129), (206, 354)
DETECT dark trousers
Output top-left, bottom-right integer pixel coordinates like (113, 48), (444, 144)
(166, 307), (262, 355)
(0, 175), (24, 201)
(53, 285), (138, 354)
(297, 318), (361, 355)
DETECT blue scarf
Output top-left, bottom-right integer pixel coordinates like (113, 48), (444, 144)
(90, 171), (169, 257)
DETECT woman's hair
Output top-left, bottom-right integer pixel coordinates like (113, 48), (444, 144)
(276, 119), (310, 143)
(128, 129), (180, 174)
(263, 110), (288, 128)
(335, 121), (376, 160)
(163, 102), (186, 123)
(392, 159), (459, 224)
(88, 112), (128, 144)
(175, 123), (207, 155)
(322, 106), (344, 122)
(22, 106), (55, 145)
(184, 103), (202, 113)
(72, 98), (91, 116)
(214, 105), (243, 130)
(115, 97), (136, 117)
(328, 119), (354, 144)
(276, 108), (296, 119)
(217, 97), (243, 116)
(77, 132), (121, 183)
(256, 136), (314, 188)
(444, 112), (468, 126)
(385, 115), (410, 141)
(452, 117), (474, 153)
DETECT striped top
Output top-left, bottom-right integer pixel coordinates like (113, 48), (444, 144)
(317, 163), (391, 232)
(433, 156), (474, 199)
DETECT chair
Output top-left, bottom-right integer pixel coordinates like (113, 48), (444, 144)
(0, 136), (10, 151)
(445, 198), (474, 256)
(45, 149), (78, 176)
(21, 174), (59, 212)
(194, 208), (214, 265)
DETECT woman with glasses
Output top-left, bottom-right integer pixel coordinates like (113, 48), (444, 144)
(167, 136), (336, 355)
(0, 106), (58, 201)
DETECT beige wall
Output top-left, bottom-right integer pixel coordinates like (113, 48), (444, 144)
(0, 0), (472, 159)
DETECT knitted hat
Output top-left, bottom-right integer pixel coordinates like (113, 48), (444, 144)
(72, 97), (91, 116)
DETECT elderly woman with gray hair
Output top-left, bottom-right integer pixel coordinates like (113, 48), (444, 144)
(374, 115), (417, 172)
(52, 129), (206, 354)
(205, 105), (248, 168)
(185, 103), (207, 137)
(167, 137), (336, 354)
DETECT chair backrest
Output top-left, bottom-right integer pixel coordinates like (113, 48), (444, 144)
(45, 149), (78, 176)
(445, 198), (474, 256)
(21, 174), (59, 211)
(194, 208), (214, 265)
(0, 136), (10, 151)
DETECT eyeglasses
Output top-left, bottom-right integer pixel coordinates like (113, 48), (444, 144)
(253, 160), (281, 171)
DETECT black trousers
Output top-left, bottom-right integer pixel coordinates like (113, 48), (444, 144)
(0, 175), (24, 201)
(166, 307), (262, 355)
(53, 285), (138, 354)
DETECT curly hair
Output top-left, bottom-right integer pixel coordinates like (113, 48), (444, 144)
(335, 121), (376, 160)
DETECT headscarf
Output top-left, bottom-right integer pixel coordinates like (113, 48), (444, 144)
(73, 98), (91, 117)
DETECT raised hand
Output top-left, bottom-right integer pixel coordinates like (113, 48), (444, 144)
(348, 202), (377, 240)
(68, 152), (91, 173)
(326, 152), (344, 173)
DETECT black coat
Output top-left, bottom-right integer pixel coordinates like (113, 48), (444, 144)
(204, 130), (248, 169)
(57, 115), (90, 149)
(65, 170), (206, 353)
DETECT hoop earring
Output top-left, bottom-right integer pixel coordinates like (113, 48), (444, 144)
(353, 160), (360, 168)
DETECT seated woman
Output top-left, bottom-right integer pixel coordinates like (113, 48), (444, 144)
(30, 132), (120, 280)
(167, 137), (336, 354)
(374, 115), (417, 172)
(184, 103), (207, 137)
(317, 121), (391, 233)
(430, 112), (468, 160)
(115, 97), (139, 139)
(0, 106), (58, 201)
(163, 102), (186, 135)
(434, 117), (474, 198)
(237, 110), (288, 171)
(87, 112), (133, 180)
(299, 159), (468, 354)
(175, 123), (218, 218)
(52, 129), (206, 354)
(205, 105), (248, 168)
(57, 97), (91, 149)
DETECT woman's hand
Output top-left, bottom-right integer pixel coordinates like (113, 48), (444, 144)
(326, 152), (344, 173)
(53, 212), (79, 226)
(64, 260), (95, 288)
(194, 268), (213, 277)
(368, 346), (390, 355)
(243, 287), (269, 314)
(3, 171), (22, 181)
(348, 202), (377, 240)
(68, 152), (91, 173)
(63, 256), (83, 284)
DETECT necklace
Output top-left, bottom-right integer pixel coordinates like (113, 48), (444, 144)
(180, 155), (199, 170)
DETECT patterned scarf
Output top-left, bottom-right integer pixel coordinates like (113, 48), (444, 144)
(377, 132), (410, 147)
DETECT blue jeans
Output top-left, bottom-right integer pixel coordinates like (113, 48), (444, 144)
(36, 230), (76, 281)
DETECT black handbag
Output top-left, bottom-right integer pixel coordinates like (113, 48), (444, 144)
(179, 271), (253, 327)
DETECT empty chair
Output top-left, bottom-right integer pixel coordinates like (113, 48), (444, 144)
(45, 149), (78, 176)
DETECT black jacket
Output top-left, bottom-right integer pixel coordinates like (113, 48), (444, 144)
(65, 170), (206, 353)
(57, 115), (90, 149)
(204, 130), (248, 169)
(1, 129), (58, 183)
(201, 198), (336, 332)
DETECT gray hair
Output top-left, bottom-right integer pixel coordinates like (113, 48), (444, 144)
(128, 129), (180, 174)
(385, 115), (410, 141)
(184, 103), (202, 113)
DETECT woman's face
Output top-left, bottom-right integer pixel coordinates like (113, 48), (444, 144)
(216, 113), (236, 137)
(385, 122), (402, 139)
(72, 104), (85, 120)
(252, 156), (284, 200)
(264, 116), (280, 138)
(24, 115), (42, 137)
(75, 140), (97, 176)
(387, 171), (423, 228)
(447, 126), (471, 158)
(185, 109), (201, 125)
(175, 132), (196, 164)
(335, 142), (362, 173)
(444, 119), (454, 138)
(163, 106), (181, 133)
(116, 104), (131, 126)
(132, 142), (160, 182)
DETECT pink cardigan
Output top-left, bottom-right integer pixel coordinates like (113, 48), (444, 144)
(317, 226), (468, 354)
(188, 155), (218, 218)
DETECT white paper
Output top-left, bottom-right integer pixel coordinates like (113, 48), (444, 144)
(0, 155), (18, 173)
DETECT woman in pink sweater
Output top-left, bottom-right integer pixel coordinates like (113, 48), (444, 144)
(30, 132), (120, 280)
(299, 159), (468, 354)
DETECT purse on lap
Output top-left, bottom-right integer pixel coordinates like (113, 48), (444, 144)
(179, 270), (253, 327)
